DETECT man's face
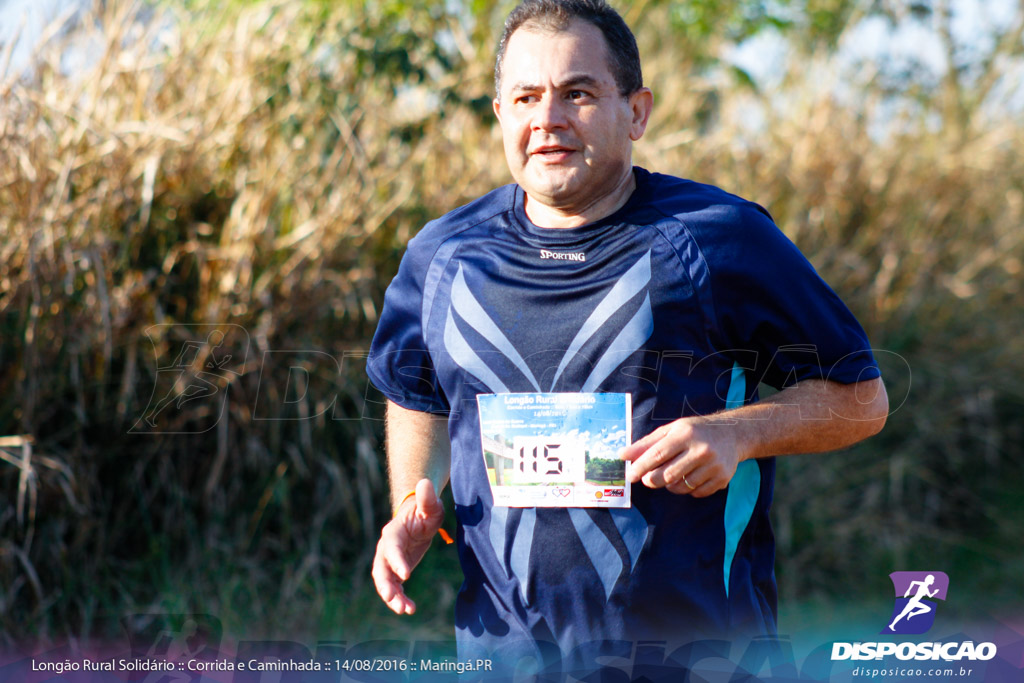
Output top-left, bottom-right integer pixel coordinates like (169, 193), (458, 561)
(493, 20), (651, 218)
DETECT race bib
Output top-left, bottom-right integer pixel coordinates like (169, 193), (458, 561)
(476, 392), (631, 508)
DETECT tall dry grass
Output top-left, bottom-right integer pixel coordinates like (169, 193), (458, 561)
(0, 0), (499, 642)
(1, 0), (1022, 641)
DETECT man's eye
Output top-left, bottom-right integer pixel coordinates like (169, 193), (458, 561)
(567, 90), (588, 100)
(516, 95), (537, 104)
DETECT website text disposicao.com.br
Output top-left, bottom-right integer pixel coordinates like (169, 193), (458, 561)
(851, 664), (980, 678)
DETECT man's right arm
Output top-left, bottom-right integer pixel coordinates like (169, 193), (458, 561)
(371, 400), (451, 615)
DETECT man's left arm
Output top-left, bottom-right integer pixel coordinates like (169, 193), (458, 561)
(621, 377), (888, 497)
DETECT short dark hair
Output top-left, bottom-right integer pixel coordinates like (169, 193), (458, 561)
(495, 0), (643, 98)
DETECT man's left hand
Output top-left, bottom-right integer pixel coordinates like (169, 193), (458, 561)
(620, 418), (748, 497)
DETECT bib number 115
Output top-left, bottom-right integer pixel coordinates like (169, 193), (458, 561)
(512, 436), (582, 483)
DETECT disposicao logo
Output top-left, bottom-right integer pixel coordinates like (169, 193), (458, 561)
(831, 570), (998, 663)
(883, 571), (949, 635)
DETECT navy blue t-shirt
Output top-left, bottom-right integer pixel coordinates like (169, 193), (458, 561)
(367, 168), (879, 660)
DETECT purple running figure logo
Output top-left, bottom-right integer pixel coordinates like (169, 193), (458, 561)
(882, 571), (950, 635)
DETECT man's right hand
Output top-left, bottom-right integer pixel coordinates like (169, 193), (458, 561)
(371, 478), (445, 615)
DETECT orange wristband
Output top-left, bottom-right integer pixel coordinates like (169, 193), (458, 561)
(394, 490), (417, 516)
(393, 490), (454, 545)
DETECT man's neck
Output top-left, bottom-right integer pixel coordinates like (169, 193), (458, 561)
(524, 168), (637, 229)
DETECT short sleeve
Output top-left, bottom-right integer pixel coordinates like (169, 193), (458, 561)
(366, 234), (451, 414)
(701, 204), (880, 390)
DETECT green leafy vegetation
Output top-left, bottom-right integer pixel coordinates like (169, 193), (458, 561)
(585, 457), (625, 484)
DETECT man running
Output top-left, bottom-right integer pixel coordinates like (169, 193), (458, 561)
(367, 0), (888, 674)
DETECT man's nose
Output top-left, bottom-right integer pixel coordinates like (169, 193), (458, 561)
(532, 94), (569, 131)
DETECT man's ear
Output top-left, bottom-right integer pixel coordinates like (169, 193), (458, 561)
(492, 97), (502, 123)
(629, 87), (654, 141)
